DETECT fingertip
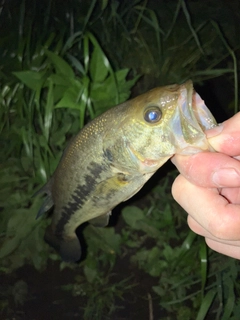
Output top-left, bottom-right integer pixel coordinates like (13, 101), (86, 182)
(205, 123), (223, 138)
(207, 112), (240, 156)
(171, 174), (185, 202)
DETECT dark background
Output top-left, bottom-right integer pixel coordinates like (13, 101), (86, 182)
(0, 1), (240, 319)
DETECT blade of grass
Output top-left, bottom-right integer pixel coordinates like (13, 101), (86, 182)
(221, 279), (235, 320)
(82, 0), (98, 33)
(134, 6), (163, 56)
(83, 34), (89, 74)
(196, 288), (217, 320)
(61, 31), (82, 54)
(131, 0), (147, 34)
(211, 20), (238, 113)
(200, 240), (207, 299)
(181, 0), (204, 54)
(168, 21), (207, 50)
(66, 53), (85, 75)
(215, 272), (223, 320)
(44, 77), (54, 142)
(164, 0), (181, 40)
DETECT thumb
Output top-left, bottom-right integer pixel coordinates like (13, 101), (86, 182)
(206, 112), (240, 157)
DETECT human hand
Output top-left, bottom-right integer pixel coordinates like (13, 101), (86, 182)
(171, 112), (240, 259)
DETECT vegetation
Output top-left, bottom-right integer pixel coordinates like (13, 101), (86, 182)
(0, 0), (239, 319)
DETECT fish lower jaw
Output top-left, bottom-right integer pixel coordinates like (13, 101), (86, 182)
(138, 156), (172, 174)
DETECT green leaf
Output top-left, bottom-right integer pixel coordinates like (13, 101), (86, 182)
(46, 50), (75, 78)
(13, 71), (46, 91)
(121, 206), (145, 229)
(99, 228), (121, 255)
(90, 46), (109, 82)
(147, 247), (162, 277)
(55, 80), (83, 109)
(47, 74), (71, 87)
(84, 226), (121, 256)
(0, 204), (41, 259)
(84, 265), (98, 283)
(66, 53), (85, 75)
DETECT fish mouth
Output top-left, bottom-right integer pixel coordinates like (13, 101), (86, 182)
(173, 80), (217, 154)
(185, 80), (216, 131)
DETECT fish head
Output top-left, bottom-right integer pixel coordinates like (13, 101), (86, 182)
(104, 80), (217, 173)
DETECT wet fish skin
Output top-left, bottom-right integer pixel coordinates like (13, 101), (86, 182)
(37, 80), (216, 262)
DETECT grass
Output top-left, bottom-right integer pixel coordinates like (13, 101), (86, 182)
(0, 0), (240, 319)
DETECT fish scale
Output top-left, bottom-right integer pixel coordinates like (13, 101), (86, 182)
(36, 80), (216, 262)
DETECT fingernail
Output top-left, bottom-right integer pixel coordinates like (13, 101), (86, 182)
(206, 123), (223, 138)
(212, 168), (240, 187)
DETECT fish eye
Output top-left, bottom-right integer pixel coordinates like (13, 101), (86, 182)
(144, 107), (162, 123)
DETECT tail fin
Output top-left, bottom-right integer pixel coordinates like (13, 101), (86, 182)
(44, 226), (81, 262)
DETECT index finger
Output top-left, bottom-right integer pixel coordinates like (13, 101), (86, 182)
(171, 152), (240, 188)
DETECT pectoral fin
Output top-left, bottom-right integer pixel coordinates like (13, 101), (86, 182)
(88, 212), (111, 227)
(36, 194), (54, 219)
(34, 180), (54, 219)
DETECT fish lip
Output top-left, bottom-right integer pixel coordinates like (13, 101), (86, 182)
(183, 80), (216, 131)
(192, 91), (217, 132)
(183, 79), (194, 102)
(179, 80), (194, 119)
(173, 80), (216, 154)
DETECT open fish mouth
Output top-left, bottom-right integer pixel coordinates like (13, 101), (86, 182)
(172, 80), (217, 154)
(185, 80), (217, 131)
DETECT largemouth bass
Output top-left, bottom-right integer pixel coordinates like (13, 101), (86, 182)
(37, 80), (216, 262)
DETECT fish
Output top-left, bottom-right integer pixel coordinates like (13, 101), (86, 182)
(36, 80), (216, 262)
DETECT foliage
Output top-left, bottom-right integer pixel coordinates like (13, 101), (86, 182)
(0, 30), (138, 271)
(90, 0), (239, 111)
(1, 0), (240, 319)
(120, 173), (240, 319)
(60, 227), (132, 320)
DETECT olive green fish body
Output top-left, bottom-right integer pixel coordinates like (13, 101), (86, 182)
(45, 113), (165, 261)
(37, 81), (216, 261)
